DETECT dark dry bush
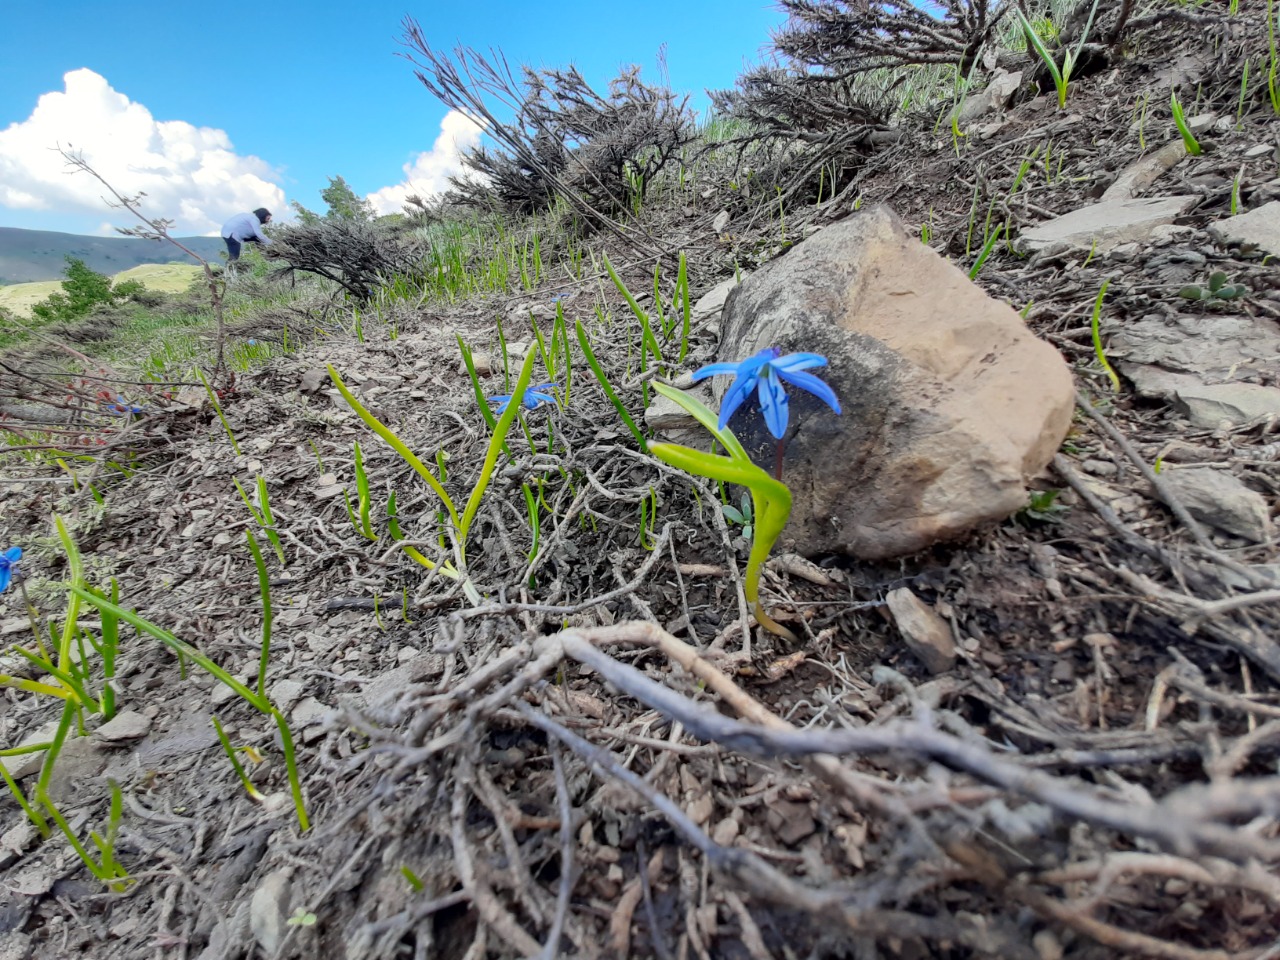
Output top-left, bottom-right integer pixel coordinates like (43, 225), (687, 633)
(266, 217), (423, 301)
(400, 21), (696, 219)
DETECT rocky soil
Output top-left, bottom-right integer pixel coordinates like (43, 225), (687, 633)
(1, 8), (1280, 960)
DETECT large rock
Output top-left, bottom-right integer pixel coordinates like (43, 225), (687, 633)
(714, 206), (1074, 560)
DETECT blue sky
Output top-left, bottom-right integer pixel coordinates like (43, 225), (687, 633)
(0, 1), (784, 237)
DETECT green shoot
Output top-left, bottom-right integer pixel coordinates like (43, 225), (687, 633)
(1018, 0), (1100, 110)
(40, 778), (129, 890)
(1269, 0), (1280, 114)
(1170, 89), (1202, 155)
(70, 588), (310, 831)
(637, 486), (658, 551)
(245, 531), (273, 700)
(968, 223), (1005, 280)
(233, 477), (286, 564)
(327, 366), (460, 529)
(576, 318), (647, 452)
(0, 757), (48, 834)
(353, 441), (376, 540)
(522, 482), (541, 586)
(458, 349), (537, 552)
(676, 253), (691, 363)
(1237, 60), (1251, 128)
(1090, 280), (1120, 393)
(212, 715), (266, 802)
(401, 865), (425, 891)
(195, 368), (241, 455)
(648, 382), (795, 641)
(387, 492), (459, 580)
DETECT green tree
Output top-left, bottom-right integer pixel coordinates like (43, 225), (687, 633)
(31, 256), (126, 324)
(320, 176), (373, 221)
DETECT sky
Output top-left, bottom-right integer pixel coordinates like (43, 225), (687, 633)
(0, 2), (785, 238)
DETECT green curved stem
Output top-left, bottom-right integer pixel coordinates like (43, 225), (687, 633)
(327, 365), (459, 529)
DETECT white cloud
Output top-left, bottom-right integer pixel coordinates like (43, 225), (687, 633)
(0, 69), (284, 235)
(366, 110), (484, 215)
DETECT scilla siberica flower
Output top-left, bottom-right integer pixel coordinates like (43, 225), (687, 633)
(0, 547), (21, 593)
(692, 348), (840, 439)
(487, 383), (560, 415)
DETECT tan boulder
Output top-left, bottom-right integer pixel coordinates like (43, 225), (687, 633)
(713, 205), (1074, 559)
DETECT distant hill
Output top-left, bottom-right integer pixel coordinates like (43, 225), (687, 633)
(0, 227), (226, 284)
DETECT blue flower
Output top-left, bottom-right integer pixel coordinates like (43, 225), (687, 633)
(487, 382), (560, 415)
(692, 347), (841, 439)
(104, 396), (144, 415)
(0, 547), (21, 593)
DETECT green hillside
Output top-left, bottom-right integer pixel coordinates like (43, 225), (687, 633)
(0, 226), (224, 284)
(0, 262), (203, 316)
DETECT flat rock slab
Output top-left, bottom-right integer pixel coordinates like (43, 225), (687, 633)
(1174, 382), (1280, 429)
(1160, 467), (1272, 543)
(1016, 196), (1199, 253)
(1109, 312), (1280, 381)
(1208, 201), (1280, 256)
(1101, 140), (1189, 201)
(715, 205), (1074, 559)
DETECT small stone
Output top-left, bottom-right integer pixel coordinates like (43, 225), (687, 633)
(299, 368), (327, 393)
(249, 871), (293, 956)
(712, 210), (731, 235)
(270, 679), (305, 711)
(459, 351), (492, 376)
(94, 710), (152, 744)
(1244, 144), (1275, 160)
(766, 800), (817, 846)
(1050, 660), (1075, 683)
(1081, 459), (1118, 477)
(712, 818), (740, 846)
(885, 588), (957, 674)
(1033, 929), (1064, 960)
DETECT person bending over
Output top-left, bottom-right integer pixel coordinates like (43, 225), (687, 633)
(221, 208), (273, 261)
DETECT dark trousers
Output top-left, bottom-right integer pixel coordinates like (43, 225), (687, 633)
(223, 236), (261, 261)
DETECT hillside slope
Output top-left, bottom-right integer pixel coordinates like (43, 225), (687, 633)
(0, 226), (225, 284)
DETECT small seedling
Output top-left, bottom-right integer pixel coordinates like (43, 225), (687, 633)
(1017, 489), (1068, 525)
(722, 491), (755, 540)
(1090, 280), (1120, 393)
(1178, 271), (1249, 303)
(1170, 89), (1202, 156)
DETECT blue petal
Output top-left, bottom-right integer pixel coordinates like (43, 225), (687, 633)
(0, 568), (9, 592)
(488, 395), (513, 414)
(771, 352), (829, 373)
(758, 367), (790, 439)
(717, 367), (761, 429)
(523, 391), (557, 409)
(774, 368), (842, 414)
(691, 362), (746, 381)
(528, 382), (560, 393)
(2, 547), (20, 563)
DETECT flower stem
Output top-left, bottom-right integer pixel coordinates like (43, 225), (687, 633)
(774, 439), (785, 480)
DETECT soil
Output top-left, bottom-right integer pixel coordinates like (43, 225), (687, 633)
(1, 9), (1279, 960)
